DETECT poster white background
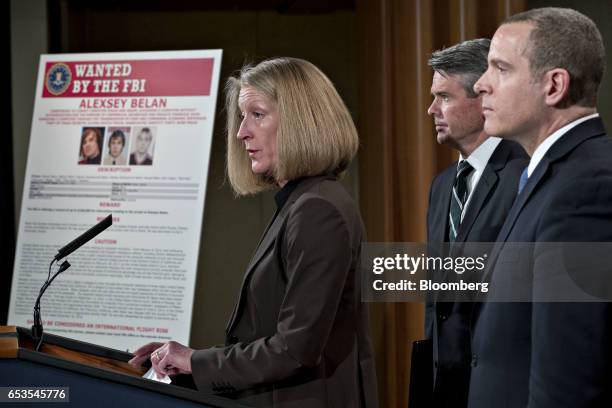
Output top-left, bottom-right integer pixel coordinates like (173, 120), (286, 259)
(8, 50), (222, 351)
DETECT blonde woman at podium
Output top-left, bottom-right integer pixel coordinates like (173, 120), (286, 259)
(129, 57), (378, 407)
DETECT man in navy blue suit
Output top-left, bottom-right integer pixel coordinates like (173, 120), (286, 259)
(470, 8), (611, 407)
(422, 38), (527, 408)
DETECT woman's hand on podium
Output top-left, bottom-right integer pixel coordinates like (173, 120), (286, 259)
(129, 341), (195, 378)
(129, 342), (164, 368)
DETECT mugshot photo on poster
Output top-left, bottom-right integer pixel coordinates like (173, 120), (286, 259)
(129, 126), (155, 165)
(103, 127), (130, 166)
(78, 127), (104, 165)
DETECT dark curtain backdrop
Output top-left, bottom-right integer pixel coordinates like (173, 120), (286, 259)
(356, 0), (526, 405)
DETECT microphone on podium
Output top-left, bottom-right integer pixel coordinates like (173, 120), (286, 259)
(54, 214), (113, 261)
(32, 214), (113, 351)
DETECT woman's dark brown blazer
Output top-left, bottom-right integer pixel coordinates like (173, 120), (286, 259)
(191, 174), (378, 407)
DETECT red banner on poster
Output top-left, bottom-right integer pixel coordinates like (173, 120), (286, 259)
(42, 58), (214, 98)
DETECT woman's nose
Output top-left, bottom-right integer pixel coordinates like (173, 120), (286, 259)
(237, 118), (250, 140)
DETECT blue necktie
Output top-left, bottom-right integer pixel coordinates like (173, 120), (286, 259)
(517, 167), (529, 195)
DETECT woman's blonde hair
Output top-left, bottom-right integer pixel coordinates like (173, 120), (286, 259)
(226, 57), (359, 195)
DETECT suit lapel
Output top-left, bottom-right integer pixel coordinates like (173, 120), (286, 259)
(496, 118), (605, 247)
(455, 166), (497, 243)
(503, 159), (548, 242)
(225, 203), (291, 334)
(245, 207), (288, 274)
(225, 176), (327, 335)
(430, 167), (458, 303)
(480, 158), (550, 283)
(481, 117), (606, 283)
(432, 169), (455, 243)
(456, 140), (514, 243)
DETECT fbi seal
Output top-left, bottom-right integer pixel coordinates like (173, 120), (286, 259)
(45, 63), (72, 95)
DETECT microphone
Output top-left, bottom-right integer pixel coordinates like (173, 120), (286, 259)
(32, 214), (113, 350)
(54, 214), (112, 261)
(32, 260), (71, 350)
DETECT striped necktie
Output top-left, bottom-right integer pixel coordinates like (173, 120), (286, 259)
(448, 160), (474, 242)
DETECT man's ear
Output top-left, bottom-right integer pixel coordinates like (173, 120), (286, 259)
(544, 68), (570, 107)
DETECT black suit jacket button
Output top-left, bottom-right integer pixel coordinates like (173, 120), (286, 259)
(471, 354), (478, 367)
(438, 314), (448, 321)
(434, 360), (438, 368)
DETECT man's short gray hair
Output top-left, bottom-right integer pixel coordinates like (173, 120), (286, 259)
(504, 7), (605, 107)
(428, 38), (491, 98)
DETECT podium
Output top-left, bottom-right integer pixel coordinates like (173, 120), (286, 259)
(0, 326), (248, 407)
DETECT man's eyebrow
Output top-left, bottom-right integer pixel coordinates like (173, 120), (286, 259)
(489, 57), (509, 66)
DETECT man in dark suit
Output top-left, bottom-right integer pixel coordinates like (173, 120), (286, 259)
(470, 8), (612, 407)
(421, 39), (528, 407)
